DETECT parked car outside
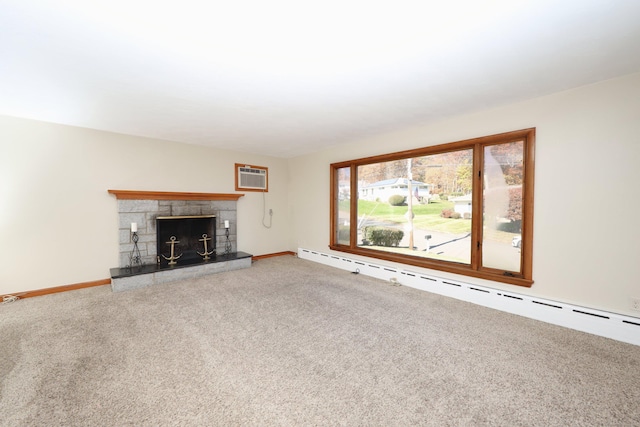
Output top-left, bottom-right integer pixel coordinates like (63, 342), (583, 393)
(512, 235), (522, 248)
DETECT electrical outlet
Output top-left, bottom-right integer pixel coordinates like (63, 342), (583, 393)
(632, 298), (640, 311)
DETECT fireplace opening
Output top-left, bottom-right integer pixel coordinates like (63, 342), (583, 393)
(156, 215), (216, 267)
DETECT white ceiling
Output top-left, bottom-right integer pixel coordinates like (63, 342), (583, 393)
(1, 1), (639, 158)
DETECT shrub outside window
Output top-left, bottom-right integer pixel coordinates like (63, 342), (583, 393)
(330, 129), (535, 287)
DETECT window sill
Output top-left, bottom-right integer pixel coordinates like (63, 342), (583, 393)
(329, 245), (533, 288)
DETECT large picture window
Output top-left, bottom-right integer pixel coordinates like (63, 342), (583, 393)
(330, 129), (535, 287)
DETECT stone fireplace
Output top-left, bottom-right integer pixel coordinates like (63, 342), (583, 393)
(115, 197), (236, 267)
(108, 190), (252, 292)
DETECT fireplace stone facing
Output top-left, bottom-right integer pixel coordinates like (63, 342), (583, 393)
(109, 192), (251, 292)
(117, 199), (236, 267)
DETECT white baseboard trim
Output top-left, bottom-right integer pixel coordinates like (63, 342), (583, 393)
(298, 248), (640, 347)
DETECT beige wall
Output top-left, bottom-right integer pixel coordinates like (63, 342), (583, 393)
(3, 72), (639, 317)
(0, 117), (289, 294)
(287, 72), (640, 317)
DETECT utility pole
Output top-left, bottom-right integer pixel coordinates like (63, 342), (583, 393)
(406, 158), (414, 251)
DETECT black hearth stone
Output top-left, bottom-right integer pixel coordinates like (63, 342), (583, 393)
(110, 251), (253, 279)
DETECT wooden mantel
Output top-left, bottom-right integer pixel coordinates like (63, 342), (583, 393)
(108, 190), (244, 201)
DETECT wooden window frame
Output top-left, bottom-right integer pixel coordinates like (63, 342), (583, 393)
(330, 128), (535, 287)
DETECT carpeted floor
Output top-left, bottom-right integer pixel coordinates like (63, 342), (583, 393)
(1, 256), (639, 426)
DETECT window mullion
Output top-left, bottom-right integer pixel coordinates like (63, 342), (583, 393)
(470, 143), (483, 271)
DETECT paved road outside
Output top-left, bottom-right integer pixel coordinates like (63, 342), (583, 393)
(358, 219), (520, 271)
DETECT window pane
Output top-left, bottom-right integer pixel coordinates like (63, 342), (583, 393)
(482, 141), (523, 272)
(357, 150), (473, 265)
(336, 167), (351, 245)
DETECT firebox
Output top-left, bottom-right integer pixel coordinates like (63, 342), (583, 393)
(156, 215), (216, 267)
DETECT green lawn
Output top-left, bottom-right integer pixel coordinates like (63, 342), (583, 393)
(355, 199), (472, 234)
(341, 199), (517, 242)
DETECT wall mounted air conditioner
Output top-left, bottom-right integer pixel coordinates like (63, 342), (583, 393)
(235, 163), (268, 192)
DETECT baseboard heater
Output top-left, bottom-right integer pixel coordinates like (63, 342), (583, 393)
(298, 248), (640, 347)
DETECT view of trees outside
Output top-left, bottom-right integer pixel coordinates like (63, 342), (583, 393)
(482, 141), (523, 272)
(336, 167), (351, 245)
(342, 141), (523, 270)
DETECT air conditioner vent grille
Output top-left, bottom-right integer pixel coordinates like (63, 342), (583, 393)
(235, 164), (268, 191)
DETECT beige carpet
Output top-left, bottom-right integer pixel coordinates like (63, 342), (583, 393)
(1, 256), (639, 426)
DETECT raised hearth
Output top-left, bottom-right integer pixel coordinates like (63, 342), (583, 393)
(110, 252), (253, 292)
